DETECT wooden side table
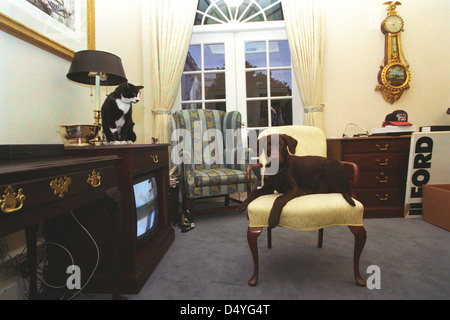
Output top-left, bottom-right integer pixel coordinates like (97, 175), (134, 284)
(328, 136), (411, 218)
(0, 155), (122, 299)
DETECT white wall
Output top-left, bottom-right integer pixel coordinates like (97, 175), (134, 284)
(0, 32), (92, 144)
(95, 0), (146, 143)
(322, 0), (450, 137)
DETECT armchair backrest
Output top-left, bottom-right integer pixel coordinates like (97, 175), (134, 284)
(173, 109), (244, 170)
(258, 125), (327, 159)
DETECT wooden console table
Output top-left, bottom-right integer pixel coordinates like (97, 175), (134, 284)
(328, 136), (411, 218)
(61, 144), (175, 294)
(0, 155), (122, 299)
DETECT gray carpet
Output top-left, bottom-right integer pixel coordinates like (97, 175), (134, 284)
(121, 209), (449, 300)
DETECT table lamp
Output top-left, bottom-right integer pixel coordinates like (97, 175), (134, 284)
(66, 50), (127, 144)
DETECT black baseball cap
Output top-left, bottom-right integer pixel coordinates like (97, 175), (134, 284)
(382, 110), (413, 126)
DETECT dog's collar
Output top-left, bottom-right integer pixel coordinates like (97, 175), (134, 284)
(264, 165), (286, 179)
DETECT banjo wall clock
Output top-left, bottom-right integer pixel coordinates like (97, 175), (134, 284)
(375, 1), (411, 104)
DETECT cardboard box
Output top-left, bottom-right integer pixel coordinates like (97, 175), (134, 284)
(422, 184), (450, 231)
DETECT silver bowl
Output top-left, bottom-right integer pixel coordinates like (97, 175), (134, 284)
(60, 125), (100, 146)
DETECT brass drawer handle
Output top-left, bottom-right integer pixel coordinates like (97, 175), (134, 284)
(376, 173), (389, 183)
(376, 144), (389, 151)
(376, 158), (389, 166)
(87, 170), (102, 188)
(1, 186), (26, 213)
(376, 193), (389, 201)
(150, 154), (159, 163)
(50, 177), (72, 199)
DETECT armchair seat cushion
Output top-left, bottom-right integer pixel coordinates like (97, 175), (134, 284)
(194, 168), (248, 187)
(247, 193), (364, 231)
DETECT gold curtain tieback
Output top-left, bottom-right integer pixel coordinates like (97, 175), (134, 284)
(304, 104), (324, 113)
(152, 109), (172, 115)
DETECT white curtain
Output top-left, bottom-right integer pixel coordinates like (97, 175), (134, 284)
(147, 0), (198, 143)
(281, 0), (326, 129)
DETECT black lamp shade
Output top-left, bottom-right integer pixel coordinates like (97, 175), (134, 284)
(67, 50), (127, 86)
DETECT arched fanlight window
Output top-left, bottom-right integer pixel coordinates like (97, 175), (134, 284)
(195, 0), (283, 25)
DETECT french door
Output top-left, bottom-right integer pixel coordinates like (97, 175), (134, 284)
(176, 28), (303, 131)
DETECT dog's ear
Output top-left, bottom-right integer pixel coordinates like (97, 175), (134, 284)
(281, 134), (298, 155)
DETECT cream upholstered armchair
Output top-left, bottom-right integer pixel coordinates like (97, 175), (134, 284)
(245, 125), (367, 287)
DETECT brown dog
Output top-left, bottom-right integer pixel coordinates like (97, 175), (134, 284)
(238, 134), (355, 228)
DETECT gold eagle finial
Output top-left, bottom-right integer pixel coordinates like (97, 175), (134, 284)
(384, 1), (402, 13)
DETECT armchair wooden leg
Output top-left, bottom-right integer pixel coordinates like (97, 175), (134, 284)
(224, 194), (230, 206)
(267, 227), (272, 249)
(318, 228), (324, 248)
(348, 225), (367, 287)
(247, 227), (263, 286)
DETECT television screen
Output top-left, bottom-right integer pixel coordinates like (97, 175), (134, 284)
(133, 176), (158, 240)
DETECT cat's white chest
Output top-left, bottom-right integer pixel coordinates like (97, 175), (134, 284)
(116, 99), (131, 114)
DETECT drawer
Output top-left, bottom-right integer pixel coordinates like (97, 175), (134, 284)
(132, 148), (168, 174)
(354, 188), (405, 207)
(342, 138), (410, 154)
(0, 166), (115, 215)
(356, 169), (407, 188)
(344, 153), (409, 170)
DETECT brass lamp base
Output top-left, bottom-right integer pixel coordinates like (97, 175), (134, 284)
(91, 110), (104, 146)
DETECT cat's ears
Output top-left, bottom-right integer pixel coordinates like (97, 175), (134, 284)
(123, 82), (144, 90)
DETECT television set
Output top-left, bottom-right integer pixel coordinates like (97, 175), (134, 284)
(133, 174), (159, 248)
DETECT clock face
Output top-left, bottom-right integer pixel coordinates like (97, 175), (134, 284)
(384, 15), (403, 33)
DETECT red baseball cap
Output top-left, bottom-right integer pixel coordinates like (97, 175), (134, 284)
(382, 110), (413, 126)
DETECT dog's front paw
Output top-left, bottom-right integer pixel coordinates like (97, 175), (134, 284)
(268, 213), (280, 229)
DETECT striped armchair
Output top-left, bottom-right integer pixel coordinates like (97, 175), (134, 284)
(172, 109), (257, 218)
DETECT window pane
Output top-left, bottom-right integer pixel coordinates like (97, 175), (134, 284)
(270, 70), (292, 96)
(181, 74), (202, 101)
(246, 70), (268, 98)
(247, 100), (268, 127)
(205, 44), (225, 70)
(185, 45), (201, 71)
(204, 16), (221, 25)
(265, 3), (284, 21)
(241, 3), (259, 21)
(182, 103), (202, 110)
(270, 99), (292, 126)
(205, 73), (226, 100)
(217, 1), (231, 20)
(205, 102), (226, 112)
(248, 13), (264, 22)
(245, 41), (266, 68)
(269, 40), (290, 67)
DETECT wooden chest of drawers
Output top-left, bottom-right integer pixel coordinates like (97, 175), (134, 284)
(327, 136), (411, 218)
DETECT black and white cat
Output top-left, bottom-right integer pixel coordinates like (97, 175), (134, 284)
(101, 82), (144, 144)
